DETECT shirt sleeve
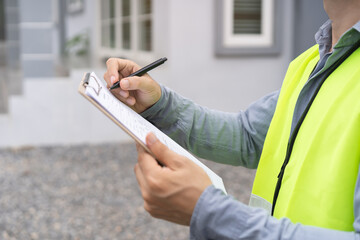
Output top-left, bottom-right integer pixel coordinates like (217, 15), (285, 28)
(141, 85), (279, 168)
(190, 185), (360, 240)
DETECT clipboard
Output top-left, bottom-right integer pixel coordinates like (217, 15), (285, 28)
(78, 72), (152, 154)
(78, 72), (227, 193)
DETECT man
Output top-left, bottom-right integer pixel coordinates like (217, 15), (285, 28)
(104, 0), (360, 239)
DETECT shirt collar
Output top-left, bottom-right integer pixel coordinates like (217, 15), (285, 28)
(315, 19), (333, 46)
(315, 20), (333, 58)
(353, 21), (360, 33)
(315, 19), (360, 55)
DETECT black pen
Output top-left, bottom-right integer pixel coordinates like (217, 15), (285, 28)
(109, 57), (168, 90)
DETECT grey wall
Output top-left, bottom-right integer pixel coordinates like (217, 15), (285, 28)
(0, 0), (5, 41)
(0, 35), (7, 113)
(3, 0), (22, 99)
(293, 0), (328, 58)
(19, 0), (56, 78)
(4, 0), (20, 70)
(0, 0), (7, 113)
(0, 40), (7, 113)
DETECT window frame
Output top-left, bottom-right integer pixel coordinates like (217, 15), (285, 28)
(67, 0), (85, 14)
(215, 0), (283, 56)
(138, 2), (152, 51)
(97, 0), (154, 62)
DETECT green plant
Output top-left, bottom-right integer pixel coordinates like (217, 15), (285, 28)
(65, 31), (89, 56)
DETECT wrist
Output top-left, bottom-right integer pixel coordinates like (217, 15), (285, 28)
(140, 84), (166, 117)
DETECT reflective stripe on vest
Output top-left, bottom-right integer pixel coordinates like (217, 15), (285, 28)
(250, 45), (360, 231)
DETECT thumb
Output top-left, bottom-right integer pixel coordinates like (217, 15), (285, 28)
(146, 133), (180, 169)
(121, 75), (154, 92)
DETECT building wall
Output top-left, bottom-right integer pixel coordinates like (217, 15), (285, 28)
(293, 0), (328, 57)
(64, 0), (329, 113)
(0, 0), (329, 148)
(0, 0), (8, 113)
(19, 0), (57, 78)
(89, 0), (296, 112)
(65, 0), (97, 67)
(4, 0), (22, 95)
(163, 0), (295, 112)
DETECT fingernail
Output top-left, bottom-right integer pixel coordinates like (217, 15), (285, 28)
(110, 76), (116, 84)
(122, 79), (130, 89)
(147, 133), (158, 146)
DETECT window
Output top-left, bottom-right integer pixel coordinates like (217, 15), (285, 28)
(138, 0), (152, 51)
(121, 0), (131, 49)
(100, 0), (116, 48)
(215, 0), (282, 56)
(99, 0), (153, 59)
(67, 0), (85, 14)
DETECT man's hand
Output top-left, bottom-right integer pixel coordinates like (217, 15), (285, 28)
(134, 133), (212, 226)
(104, 58), (162, 113)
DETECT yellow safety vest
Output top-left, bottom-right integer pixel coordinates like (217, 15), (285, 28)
(250, 45), (360, 231)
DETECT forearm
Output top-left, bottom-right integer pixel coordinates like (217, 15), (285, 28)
(190, 186), (359, 240)
(141, 86), (278, 168)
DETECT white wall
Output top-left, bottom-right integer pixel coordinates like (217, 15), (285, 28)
(163, 0), (294, 112)
(65, 0), (97, 65)
(0, 70), (132, 148)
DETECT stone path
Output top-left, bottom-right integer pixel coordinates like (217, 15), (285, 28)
(0, 142), (255, 240)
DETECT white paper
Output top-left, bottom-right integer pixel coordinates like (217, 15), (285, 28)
(84, 72), (226, 193)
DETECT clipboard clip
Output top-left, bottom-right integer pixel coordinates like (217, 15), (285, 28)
(83, 73), (102, 96)
(83, 72), (91, 86)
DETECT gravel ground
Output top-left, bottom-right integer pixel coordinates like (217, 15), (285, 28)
(0, 142), (255, 240)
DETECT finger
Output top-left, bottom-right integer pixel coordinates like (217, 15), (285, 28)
(106, 58), (141, 81)
(135, 162), (159, 207)
(136, 142), (146, 154)
(103, 72), (110, 88)
(137, 146), (162, 177)
(105, 58), (121, 86)
(104, 72), (117, 89)
(145, 133), (181, 169)
(119, 89), (129, 98)
(110, 86), (131, 99)
(111, 90), (136, 106)
(135, 163), (162, 208)
(134, 163), (147, 190)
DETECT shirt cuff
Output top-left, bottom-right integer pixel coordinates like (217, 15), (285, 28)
(190, 185), (360, 240)
(190, 185), (249, 240)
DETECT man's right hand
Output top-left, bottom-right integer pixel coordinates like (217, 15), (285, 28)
(104, 58), (162, 113)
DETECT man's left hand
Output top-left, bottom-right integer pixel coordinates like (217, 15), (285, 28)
(134, 133), (212, 226)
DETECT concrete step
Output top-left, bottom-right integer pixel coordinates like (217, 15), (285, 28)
(0, 69), (131, 148)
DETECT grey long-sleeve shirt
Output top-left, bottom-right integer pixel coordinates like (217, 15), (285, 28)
(141, 20), (360, 239)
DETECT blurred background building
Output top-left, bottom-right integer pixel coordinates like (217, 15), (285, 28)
(0, 0), (328, 148)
